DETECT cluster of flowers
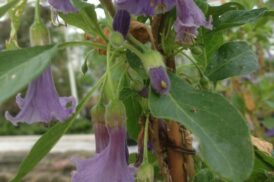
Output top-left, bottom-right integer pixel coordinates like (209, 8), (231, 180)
(5, 0), (212, 182)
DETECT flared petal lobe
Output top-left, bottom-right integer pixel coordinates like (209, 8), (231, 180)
(48, 0), (77, 13)
(5, 66), (76, 126)
(174, 0), (212, 44)
(149, 66), (170, 95)
(72, 126), (136, 182)
(114, 0), (175, 16)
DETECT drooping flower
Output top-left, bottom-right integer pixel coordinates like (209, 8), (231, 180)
(48, 0), (78, 13)
(114, 0), (175, 16)
(72, 126), (136, 182)
(113, 9), (131, 38)
(174, 0), (212, 44)
(5, 66), (76, 126)
(72, 100), (135, 182)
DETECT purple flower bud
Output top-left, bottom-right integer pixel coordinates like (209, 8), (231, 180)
(113, 10), (131, 38)
(114, 0), (175, 16)
(72, 126), (136, 182)
(265, 129), (274, 137)
(48, 0), (78, 13)
(5, 66), (76, 126)
(174, 0), (212, 44)
(149, 66), (170, 95)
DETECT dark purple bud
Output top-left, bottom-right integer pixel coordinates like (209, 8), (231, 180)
(5, 66), (76, 126)
(48, 0), (78, 13)
(72, 126), (136, 182)
(149, 66), (170, 95)
(113, 9), (131, 38)
(174, 0), (212, 44)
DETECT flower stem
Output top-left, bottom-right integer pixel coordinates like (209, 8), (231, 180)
(143, 115), (150, 163)
(124, 43), (145, 61)
(106, 44), (116, 100)
(58, 41), (106, 50)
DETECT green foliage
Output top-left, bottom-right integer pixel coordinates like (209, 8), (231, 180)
(205, 41), (259, 81)
(214, 8), (268, 31)
(149, 74), (254, 181)
(0, 0), (19, 17)
(0, 45), (58, 104)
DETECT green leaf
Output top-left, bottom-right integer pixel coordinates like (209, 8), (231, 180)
(208, 2), (245, 18)
(60, 1), (99, 36)
(120, 88), (142, 141)
(0, 0), (19, 17)
(214, 8), (268, 31)
(0, 45), (58, 104)
(149, 74), (254, 181)
(205, 41), (258, 81)
(10, 119), (74, 182)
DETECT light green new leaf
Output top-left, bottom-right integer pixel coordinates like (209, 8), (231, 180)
(0, 0), (19, 17)
(205, 41), (258, 81)
(0, 45), (58, 104)
(149, 74), (254, 182)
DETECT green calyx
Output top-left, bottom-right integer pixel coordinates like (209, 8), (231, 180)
(141, 50), (165, 73)
(109, 32), (125, 48)
(91, 102), (106, 124)
(136, 162), (154, 182)
(105, 99), (127, 127)
(30, 21), (50, 46)
(30, 0), (50, 46)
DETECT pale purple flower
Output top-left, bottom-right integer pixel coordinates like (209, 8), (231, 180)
(5, 66), (76, 126)
(94, 122), (109, 153)
(174, 0), (212, 44)
(48, 0), (77, 13)
(113, 9), (131, 38)
(114, 0), (175, 16)
(149, 66), (170, 95)
(72, 126), (136, 182)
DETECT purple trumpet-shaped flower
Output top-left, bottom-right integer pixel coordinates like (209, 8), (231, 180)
(113, 9), (131, 38)
(149, 66), (170, 95)
(94, 123), (109, 153)
(5, 66), (76, 126)
(174, 0), (212, 44)
(72, 126), (136, 182)
(114, 0), (175, 16)
(48, 0), (77, 13)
